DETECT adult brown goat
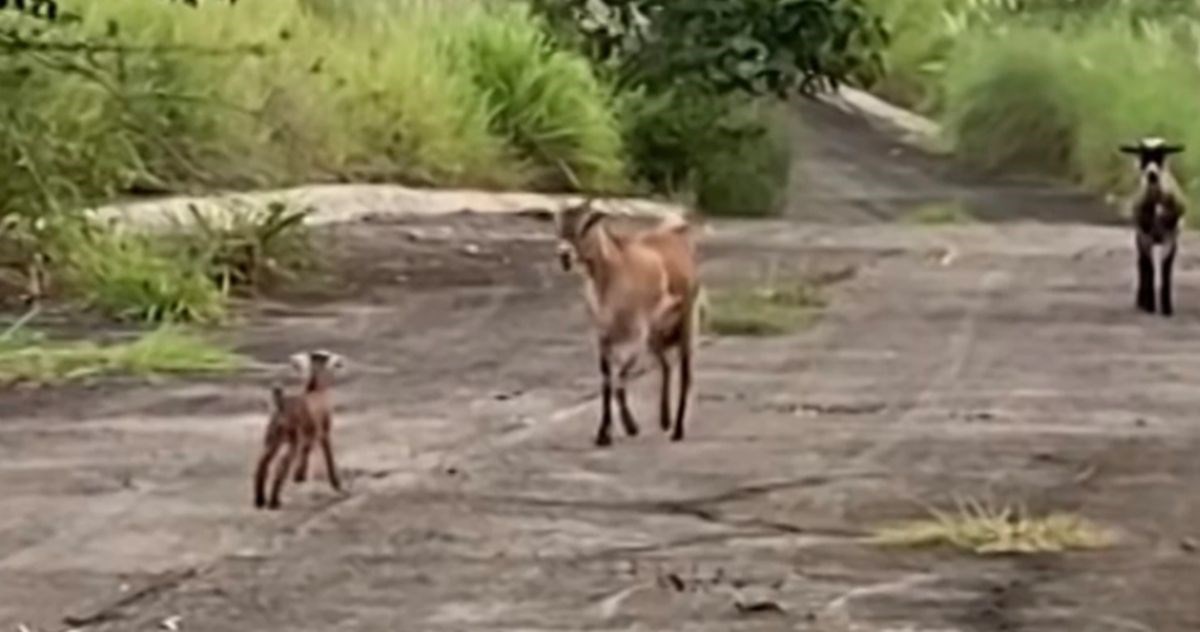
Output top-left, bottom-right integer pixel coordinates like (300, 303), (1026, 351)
(554, 199), (702, 446)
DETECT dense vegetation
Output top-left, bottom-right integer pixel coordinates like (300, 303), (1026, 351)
(0, 0), (885, 332)
(859, 0), (1200, 201)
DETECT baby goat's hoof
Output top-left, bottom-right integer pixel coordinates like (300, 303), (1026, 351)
(595, 434), (613, 448)
(254, 497), (266, 509)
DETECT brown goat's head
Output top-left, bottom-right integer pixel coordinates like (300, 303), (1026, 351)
(554, 197), (605, 272)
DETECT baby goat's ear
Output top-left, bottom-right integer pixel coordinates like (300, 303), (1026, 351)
(1119, 144), (1141, 155)
(288, 352), (311, 376)
(1165, 144), (1186, 154)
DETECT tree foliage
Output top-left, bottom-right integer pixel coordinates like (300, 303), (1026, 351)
(531, 0), (888, 97)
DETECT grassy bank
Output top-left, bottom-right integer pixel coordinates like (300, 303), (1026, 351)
(860, 0), (1200, 204)
(1, 0), (626, 220)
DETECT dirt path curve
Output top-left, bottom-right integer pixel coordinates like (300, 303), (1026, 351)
(2, 100), (1199, 632)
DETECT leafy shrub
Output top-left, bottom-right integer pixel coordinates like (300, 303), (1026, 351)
(620, 87), (791, 217)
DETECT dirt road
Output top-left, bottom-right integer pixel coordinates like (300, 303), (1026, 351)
(2, 100), (1198, 632)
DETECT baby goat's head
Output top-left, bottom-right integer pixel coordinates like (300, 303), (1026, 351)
(553, 198), (605, 272)
(1120, 137), (1185, 188)
(288, 349), (345, 390)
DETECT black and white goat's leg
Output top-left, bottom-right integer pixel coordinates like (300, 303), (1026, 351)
(1137, 232), (1157, 313)
(1160, 234), (1178, 317)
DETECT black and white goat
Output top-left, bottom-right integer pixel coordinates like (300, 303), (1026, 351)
(1121, 137), (1187, 316)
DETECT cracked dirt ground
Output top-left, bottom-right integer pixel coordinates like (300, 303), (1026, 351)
(2, 100), (1199, 631)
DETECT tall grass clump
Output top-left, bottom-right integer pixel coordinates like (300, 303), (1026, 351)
(447, 3), (627, 190)
(939, 20), (1200, 200)
(2, 0), (628, 218)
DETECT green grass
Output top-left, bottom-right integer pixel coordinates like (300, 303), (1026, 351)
(871, 496), (1116, 555)
(902, 201), (975, 225)
(0, 324), (245, 386)
(705, 281), (826, 336)
(56, 227), (229, 324)
(859, 0), (1200, 207)
(1, 0), (628, 223)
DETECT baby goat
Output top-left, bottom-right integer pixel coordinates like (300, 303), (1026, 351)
(1121, 138), (1187, 316)
(254, 350), (345, 509)
(555, 199), (702, 446)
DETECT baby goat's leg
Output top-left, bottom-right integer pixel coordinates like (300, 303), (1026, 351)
(1137, 233), (1156, 313)
(293, 438), (314, 483)
(1161, 236), (1178, 317)
(267, 441), (296, 509)
(596, 350), (615, 447)
(253, 428), (282, 509)
(320, 433), (342, 492)
(615, 356), (640, 438)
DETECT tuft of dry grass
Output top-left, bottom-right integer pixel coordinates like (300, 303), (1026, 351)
(705, 280), (826, 337)
(871, 496), (1116, 555)
(902, 200), (975, 225)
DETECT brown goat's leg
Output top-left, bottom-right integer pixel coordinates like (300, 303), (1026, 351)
(616, 357), (640, 437)
(320, 435), (343, 492)
(596, 353), (614, 447)
(671, 341), (692, 443)
(293, 439), (313, 483)
(253, 431), (282, 509)
(656, 351), (672, 432)
(267, 441), (296, 510)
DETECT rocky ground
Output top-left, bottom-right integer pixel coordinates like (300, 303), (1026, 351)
(1, 99), (1197, 632)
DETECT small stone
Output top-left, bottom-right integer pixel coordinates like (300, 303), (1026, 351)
(1181, 538), (1197, 553)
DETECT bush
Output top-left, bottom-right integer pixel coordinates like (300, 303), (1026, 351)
(620, 87), (791, 217)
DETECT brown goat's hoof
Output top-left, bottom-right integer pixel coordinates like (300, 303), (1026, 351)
(254, 497), (266, 509)
(595, 434), (613, 447)
(267, 499), (282, 510)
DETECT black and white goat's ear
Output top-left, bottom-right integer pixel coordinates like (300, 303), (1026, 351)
(1119, 144), (1141, 155)
(325, 352), (346, 372)
(1165, 144), (1186, 155)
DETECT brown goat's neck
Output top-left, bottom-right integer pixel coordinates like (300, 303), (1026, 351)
(576, 220), (624, 291)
